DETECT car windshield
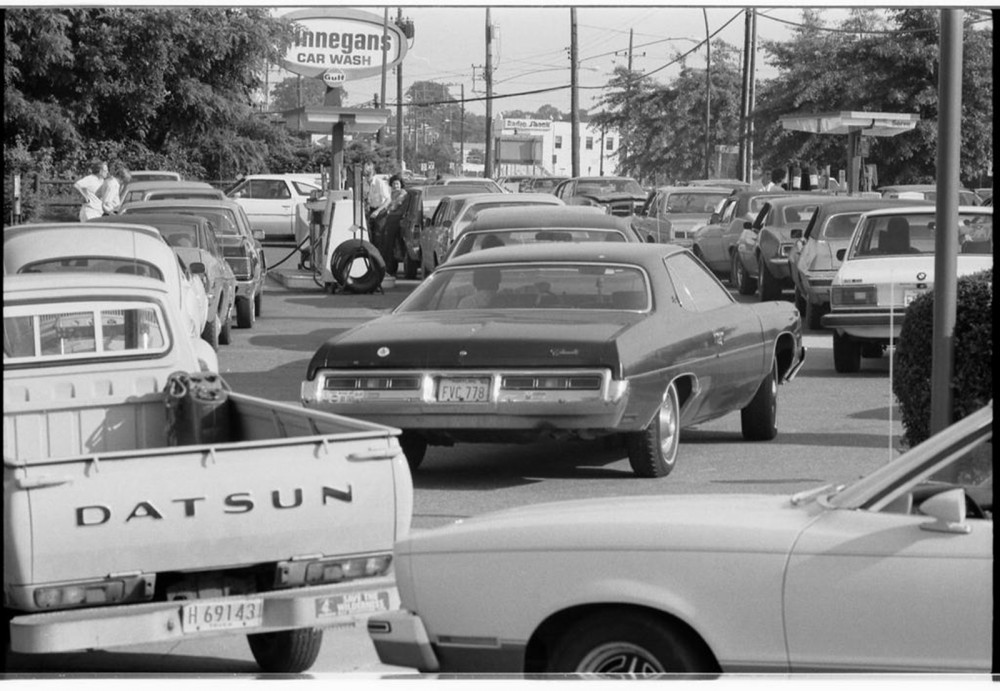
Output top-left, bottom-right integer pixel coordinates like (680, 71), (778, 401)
(577, 179), (644, 196)
(157, 223), (203, 249)
(849, 211), (992, 258)
(396, 262), (650, 312)
(665, 191), (729, 214)
(19, 257), (164, 280)
(778, 204), (821, 225)
(449, 229), (627, 259)
(458, 200), (560, 224)
(127, 208), (241, 236)
(822, 213), (862, 239)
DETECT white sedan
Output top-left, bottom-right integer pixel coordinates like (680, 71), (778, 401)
(821, 206), (992, 373)
(369, 402), (992, 674)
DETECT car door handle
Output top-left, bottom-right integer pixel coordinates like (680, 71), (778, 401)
(713, 330), (725, 346)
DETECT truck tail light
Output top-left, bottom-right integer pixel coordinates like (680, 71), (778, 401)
(277, 553), (393, 588)
(33, 574), (154, 610)
(831, 284), (877, 307)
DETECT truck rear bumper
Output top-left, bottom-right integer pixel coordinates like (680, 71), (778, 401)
(9, 576), (399, 654)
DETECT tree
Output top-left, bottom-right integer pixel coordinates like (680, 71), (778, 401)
(755, 8), (993, 186)
(270, 75), (330, 112)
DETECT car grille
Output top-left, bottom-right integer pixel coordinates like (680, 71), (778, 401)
(607, 201), (638, 217)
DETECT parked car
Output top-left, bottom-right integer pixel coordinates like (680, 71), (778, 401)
(120, 180), (222, 206)
(419, 192), (565, 276)
(393, 186), (428, 280)
(732, 195), (830, 300)
(122, 199), (267, 328)
(123, 170), (182, 192)
(442, 206), (644, 264)
(3, 222), (209, 347)
(691, 190), (820, 281)
(429, 176), (506, 194)
(369, 400), (992, 674)
(302, 242), (806, 477)
(226, 174), (322, 242)
(633, 185), (732, 246)
(415, 184), (499, 224)
(521, 176), (568, 194)
(498, 175), (534, 193)
(553, 176), (647, 217)
(103, 213), (237, 350)
(878, 184), (981, 206)
(821, 206), (993, 372)
(788, 198), (933, 330)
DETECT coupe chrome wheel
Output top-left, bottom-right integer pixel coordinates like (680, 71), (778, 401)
(577, 642), (666, 674)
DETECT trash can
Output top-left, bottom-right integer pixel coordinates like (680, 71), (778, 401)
(165, 371), (233, 446)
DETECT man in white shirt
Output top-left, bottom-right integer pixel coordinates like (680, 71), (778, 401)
(764, 167), (787, 192)
(74, 161), (108, 221)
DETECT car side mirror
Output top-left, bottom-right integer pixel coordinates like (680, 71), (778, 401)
(790, 228), (803, 239)
(836, 249), (846, 261)
(252, 229), (265, 241)
(188, 262), (206, 274)
(918, 488), (971, 534)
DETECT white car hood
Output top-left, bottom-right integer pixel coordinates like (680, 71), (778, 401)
(398, 493), (822, 556)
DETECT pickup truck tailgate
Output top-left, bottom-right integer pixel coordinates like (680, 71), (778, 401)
(7, 433), (404, 585)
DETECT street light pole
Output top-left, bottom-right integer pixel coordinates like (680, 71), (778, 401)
(703, 8), (711, 179)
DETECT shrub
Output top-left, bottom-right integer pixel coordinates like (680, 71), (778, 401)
(893, 267), (993, 448)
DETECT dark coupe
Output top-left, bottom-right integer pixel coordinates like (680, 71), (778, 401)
(301, 244), (806, 478)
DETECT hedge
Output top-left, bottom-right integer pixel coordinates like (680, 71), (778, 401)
(893, 267), (993, 448)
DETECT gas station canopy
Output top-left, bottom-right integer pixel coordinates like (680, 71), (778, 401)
(780, 111), (920, 137)
(281, 106), (392, 135)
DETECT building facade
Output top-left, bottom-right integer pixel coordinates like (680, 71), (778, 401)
(492, 117), (621, 179)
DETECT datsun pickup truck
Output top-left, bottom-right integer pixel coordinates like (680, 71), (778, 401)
(3, 273), (412, 672)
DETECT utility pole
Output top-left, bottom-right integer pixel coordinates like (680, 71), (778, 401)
(620, 28), (633, 176)
(570, 8), (580, 177)
(739, 9), (752, 182)
(460, 83), (466, 175)
(484, 9), (494, 179)
(396, 9), (404, 170)
(703, 9), (711, 179)
(747, 9), (757, 183)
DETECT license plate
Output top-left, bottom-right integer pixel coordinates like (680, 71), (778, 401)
(315, 590), (391, 619)
(438, 377), (491, 402)
(180, 597), (264, 633)
(903, 289), (926, 306)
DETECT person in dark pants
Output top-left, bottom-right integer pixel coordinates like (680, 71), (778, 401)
(374, 174), (409, 276)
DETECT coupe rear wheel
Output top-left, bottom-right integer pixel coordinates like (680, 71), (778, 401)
(547, 612), (714, 675)
(833, 331), (862, 373)
(236, 296), (254, 328)
(757, 256), (781, 301)
(400, 432), (427, 471)
(626, 382), (680, 478)
(731, 252), (756, 295)
(247, 628), (323, 673)
(741, 359), (777, 441)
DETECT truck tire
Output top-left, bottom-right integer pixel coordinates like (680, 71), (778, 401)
(403, 252), (420, 280)
(731, 251), (756, 295)
(741, 359), (778, 440)
(626, 382), (680, 478)
(236, 296), (254, 328)
(757, 256), (781, 301)
(247, 628), (323, 673)
(332, 239), (385, 294)
(833, 331), (862, 373)
(400, 432), (427, 471)
(202, 316), (220, 351)
(219, 313), (232, 345)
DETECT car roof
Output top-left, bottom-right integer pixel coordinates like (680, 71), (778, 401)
(103, 212), (209, 228)
(440, 240), (680, 270)
(454, 192), (563, 204)
(123, 198), (243, 212)
(123, 180), (214, 191)
(463, 206), (631, 232)
(760, 194), (835, 208)
(4, 271), (169, 296)
(4, 221), (164, 242)
(810, 197), (936, 216)
(653, 185), (734, 194)
(860, 205), (990, 217)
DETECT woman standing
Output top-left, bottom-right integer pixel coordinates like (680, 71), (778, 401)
(101, 163), (131, 215)
(73, 161), (108, 221)
(375, 175), (409, 276)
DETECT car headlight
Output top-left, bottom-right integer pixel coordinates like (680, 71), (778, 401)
(831, 284), (877, 307)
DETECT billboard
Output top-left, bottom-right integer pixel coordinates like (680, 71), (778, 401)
(281, 9), (408, 82)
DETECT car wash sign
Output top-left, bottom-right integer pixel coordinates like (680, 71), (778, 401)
(281, 8), (408, 82)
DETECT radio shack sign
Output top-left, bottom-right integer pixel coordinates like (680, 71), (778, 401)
(281, 8), (408, 82)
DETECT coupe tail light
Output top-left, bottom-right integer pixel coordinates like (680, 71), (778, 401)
(224, 257), (252, 280)
(501, 375), (602, 391)
(324, 376), (421, 391)
(779, 243), (794, 257)
(831, 284), (877, 307)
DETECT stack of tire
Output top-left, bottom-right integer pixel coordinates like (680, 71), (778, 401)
(330, 239), (385, 294)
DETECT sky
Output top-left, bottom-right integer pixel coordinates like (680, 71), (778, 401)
(264, 2), (870, 117)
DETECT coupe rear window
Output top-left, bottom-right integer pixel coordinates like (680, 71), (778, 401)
(398, 263), (650, 312)
(4, 301), (170, 363)
(449, 229), (627, 259)
(849, 212), (993, 258)
(20, 257), (164, 280)
(664, 191), (728, 214)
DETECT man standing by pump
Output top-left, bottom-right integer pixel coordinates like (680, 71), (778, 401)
(363, 162), (391, 246)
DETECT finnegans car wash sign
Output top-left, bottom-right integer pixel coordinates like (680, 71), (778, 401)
(281, 8), (408, 81)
